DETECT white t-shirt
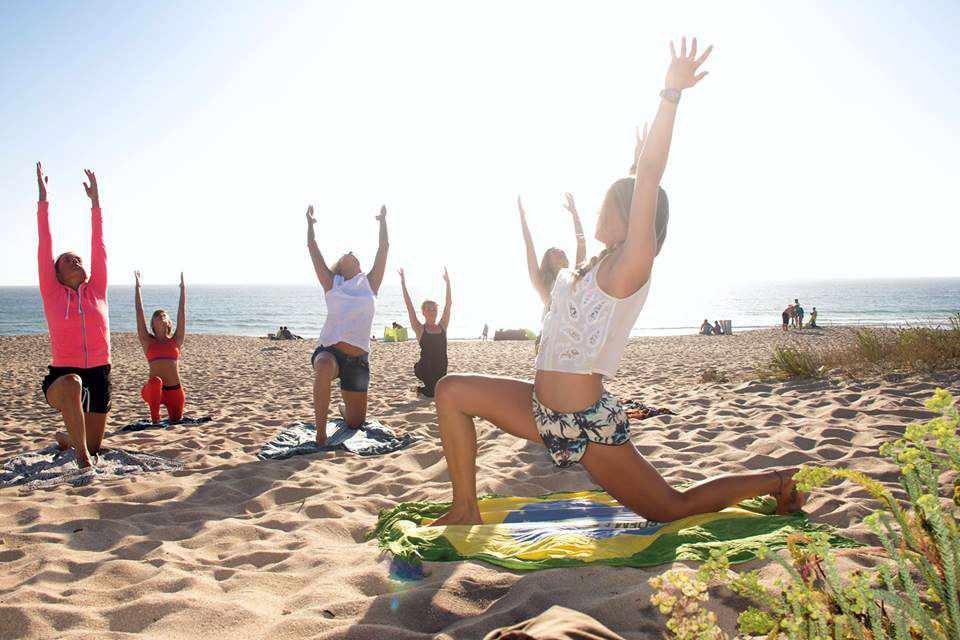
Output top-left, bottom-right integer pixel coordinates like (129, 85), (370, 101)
(317, 274), (376, 352)
(535, 263), (650, 379)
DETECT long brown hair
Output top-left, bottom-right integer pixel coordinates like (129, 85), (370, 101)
(574, 179), (669, 282)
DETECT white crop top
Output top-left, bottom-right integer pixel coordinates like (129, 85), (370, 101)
(317, 274), (376, 352)
(535, 263), (650, 378)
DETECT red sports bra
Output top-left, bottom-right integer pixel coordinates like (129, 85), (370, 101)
(147, 338), (180, 362)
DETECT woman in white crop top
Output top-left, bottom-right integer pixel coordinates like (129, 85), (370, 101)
(431, 39), (805, 526)
(305, 204), (389, 445)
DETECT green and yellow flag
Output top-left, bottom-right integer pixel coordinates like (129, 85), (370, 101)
(370, 490), (858, 571)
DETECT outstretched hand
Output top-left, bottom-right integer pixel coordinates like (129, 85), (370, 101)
(376, 205), (387, 222)
(443, 267), (450, 284)
(665, 37), (712, 92)
(36, 162), (48, 202)
(83, 169), (99, 206)
(134, 270), (142, 288)
(563, 192), (578, 216)
(306, 205), (316, 225)
(179, 272), (185, 290)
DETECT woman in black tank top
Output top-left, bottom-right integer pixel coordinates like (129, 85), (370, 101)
(399, 267), (452, 398)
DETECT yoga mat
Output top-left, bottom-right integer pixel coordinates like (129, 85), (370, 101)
(1, 446), (183, 489)
(257, 419), (421, 460)
(370, 490), (859, 571)
(118, 415), (213, 432)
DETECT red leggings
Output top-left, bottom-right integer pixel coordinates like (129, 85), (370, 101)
(141, 377), (186, 423)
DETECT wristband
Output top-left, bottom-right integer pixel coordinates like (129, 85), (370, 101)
(660, 88), (681, 104)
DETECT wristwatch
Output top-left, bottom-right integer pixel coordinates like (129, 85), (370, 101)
(660, 88), (681, 104)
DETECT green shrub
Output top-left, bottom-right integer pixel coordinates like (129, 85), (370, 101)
(649, 389), (960, 640)
(758, 346), (825, 380)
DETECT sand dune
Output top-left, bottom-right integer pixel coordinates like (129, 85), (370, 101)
(1, 328), (956, 639)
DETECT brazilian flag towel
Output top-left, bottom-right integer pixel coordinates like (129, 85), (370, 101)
(370, 490), (858, 570)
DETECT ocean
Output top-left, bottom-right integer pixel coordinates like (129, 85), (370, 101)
(1, 278), (958, 340)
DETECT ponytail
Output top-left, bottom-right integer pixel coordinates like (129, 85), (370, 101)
(573, 244), (619, 283)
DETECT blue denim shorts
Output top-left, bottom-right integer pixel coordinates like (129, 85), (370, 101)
(311, 345), (370, 393)
(532, 390), (630, 467)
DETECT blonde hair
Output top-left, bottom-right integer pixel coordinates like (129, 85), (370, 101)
(150, 309), (172, 339)
(574, 179), (669, 282)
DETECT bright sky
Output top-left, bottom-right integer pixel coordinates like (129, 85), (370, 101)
(1, 1), (958, 317)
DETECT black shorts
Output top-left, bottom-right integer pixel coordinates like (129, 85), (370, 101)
(311, 345), (370, 393)
(41, 364), (112, 414)
(781, 312), (790, 326)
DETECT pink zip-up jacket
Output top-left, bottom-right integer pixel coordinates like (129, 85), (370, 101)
(37, 201), (111, 368)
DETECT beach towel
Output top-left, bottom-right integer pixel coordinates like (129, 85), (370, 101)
(118, 415), (213, 433)
(257, 419), (421, 461)
(371, 490), (858, 571)
(0, 447), (183, 490)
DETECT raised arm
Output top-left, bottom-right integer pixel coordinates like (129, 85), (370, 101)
(367, 206), (389, 294)
(173, 272), (187, 346)
(84, 169), (107, 296)
(563, 193), (586, 266)
(36, 162), (57, 295)
(518, 196), (550, 306)
(439, 267), (452, 330)
(306, 206), (334, 291)
(398, 268), (423, 339)
(629, 123), (648, 176)
(133, 271), (151, 349)
(609, 37), (712, 296)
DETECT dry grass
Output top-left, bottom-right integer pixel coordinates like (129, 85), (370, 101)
(699, 366), (730, 384)
(758, 315), (960, 380)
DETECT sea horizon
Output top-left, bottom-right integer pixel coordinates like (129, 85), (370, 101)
(3, 276), (958, 340)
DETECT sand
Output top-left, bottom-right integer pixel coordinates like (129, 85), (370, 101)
(1, 328), (957, 639)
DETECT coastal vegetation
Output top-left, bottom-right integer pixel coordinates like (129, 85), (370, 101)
(650, 389), (960, 639)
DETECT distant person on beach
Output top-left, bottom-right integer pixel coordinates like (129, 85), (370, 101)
(481, 324), (489, 341)
(713, 320), (723, 335)
(135, 271), (187, 424)
(700, 319), (713, 335)
(399, 267), (452, 398)
(781, 304), (793, 332)
(794, 299), (804, 329)
(808, 307), (818, 328)
(305, 204), (389, 444)
(429, 39), (804, 527)
(35, 163), (111, 469)
(518, 193), (586, 312)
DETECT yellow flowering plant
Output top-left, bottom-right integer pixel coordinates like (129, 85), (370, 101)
(649, 389), (960, 639)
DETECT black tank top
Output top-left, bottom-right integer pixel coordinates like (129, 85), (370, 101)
(419, 327), (448, 368)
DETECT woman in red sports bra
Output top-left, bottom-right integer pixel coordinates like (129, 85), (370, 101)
(134, 271), (187, 423)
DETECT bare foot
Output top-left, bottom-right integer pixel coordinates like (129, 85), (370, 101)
(76, 452), (93, 470)
(430, 505), (483, 527)
(774, 468), (807, 515)
(54, 432), (70, 451)
(315, 428), (327, 446)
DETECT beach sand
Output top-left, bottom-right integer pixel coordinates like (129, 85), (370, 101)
(2, 328), (958, 639)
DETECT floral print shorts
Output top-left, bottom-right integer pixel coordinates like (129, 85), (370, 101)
(532, 390), (631, 467)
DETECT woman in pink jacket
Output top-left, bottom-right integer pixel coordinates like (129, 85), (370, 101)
(36, 162), (110, 469)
